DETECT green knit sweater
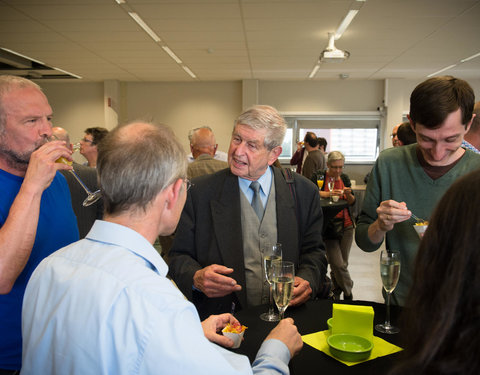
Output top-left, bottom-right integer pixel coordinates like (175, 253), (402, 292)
(355, 144), (480, 305)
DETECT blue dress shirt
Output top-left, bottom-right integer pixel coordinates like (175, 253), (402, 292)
(22, 220), (290, 375)
(238, 166), (273, 208)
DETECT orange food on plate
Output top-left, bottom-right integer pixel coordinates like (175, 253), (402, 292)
(414, 221), (429, 226)
(223, 322), (248, 334)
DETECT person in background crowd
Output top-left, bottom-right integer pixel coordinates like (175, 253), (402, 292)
(391, 123), (402, 147)
(390, 169), (480, 375)
(0, 75), (78, 374)
(317, 137), (328, 164)
(52, 126), (103, 238)
(289, 132), (316, 174)
(187, 126), (228, 179)
(79, 126), (109, 167)
(356, 76), (480, 306)
(301, 135), (325, 180)
(169, 105), (327, 320)
(396, 121), (417, 146)
(187, 126), (228, 162)
(311, 151), (355, 300)
(22, 121), (303, 375)
(461, 101), (480, 154)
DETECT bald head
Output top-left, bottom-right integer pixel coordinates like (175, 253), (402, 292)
(190, 127), (217, 159)
(97, 121), (187, 215)
(52, 126), (71, 144)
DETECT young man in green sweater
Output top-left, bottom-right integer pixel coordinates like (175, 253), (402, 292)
(355, 76), (480, 305)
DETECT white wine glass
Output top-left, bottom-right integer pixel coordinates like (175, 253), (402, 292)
(48, 136), (102, 207)
(327, 177), (335, 204)
(375, 250), (401, 334)
(272, 261), (295, 320)
(260, 243), (282, 322)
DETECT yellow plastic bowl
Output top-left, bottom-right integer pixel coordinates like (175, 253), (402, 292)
(327, 334), (373, 362)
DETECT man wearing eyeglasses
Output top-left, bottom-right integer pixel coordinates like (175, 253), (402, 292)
(22, 121), (303, 375)
(79, 126), (109, 167)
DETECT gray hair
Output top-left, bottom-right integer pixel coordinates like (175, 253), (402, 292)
(234, 105), (286, 150)
(0, 75), (41, 133)
(97, 121), (187, 216)
(327, 151), (345, 165)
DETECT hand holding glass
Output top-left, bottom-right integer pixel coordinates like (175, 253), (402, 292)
(375, 250), (401, 334)
(260, 243), (282, 322)
(48, 136), (101, 207)
(272, 261), (295, 320)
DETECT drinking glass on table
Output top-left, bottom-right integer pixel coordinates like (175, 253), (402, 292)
(260, 243), (282, 322)
(48, 136), (102, 207)
(317, 179), (324, 190)
(272, 261), (295, 320)
(375, 250), (401, 334)
(327, 177), (335, 204)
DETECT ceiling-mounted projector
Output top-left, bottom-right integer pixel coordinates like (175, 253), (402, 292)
(320, 33), (350, 63)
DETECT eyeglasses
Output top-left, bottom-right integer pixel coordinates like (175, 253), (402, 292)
(184, 178), (193, 192)
(80, 137), (94, 144)
(329, 165), (344, 170)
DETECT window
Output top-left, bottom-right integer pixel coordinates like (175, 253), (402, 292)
(279, 113), (380, 163)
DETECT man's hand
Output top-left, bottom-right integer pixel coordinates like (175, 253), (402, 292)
(23, 140), (72, 194)
(289, 276), (312, 306)
(264, 318), (303, 358)
(193, 264), (242, 298)
(368, 200), (411, 244)
(201, 313), (240, 348)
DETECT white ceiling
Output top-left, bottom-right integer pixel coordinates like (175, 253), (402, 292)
(0, 0), (479, 82)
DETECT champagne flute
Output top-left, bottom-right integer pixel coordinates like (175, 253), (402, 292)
(317, 179), (324, 190)
(375, 250), (401, 334)
(272, 261), (295, 320)
(260, 243), (282, 322)
(48, 136), (102, 207)
(327, 177), (335, 204)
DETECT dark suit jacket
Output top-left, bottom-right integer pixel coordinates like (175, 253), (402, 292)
(60, 162), (103, 238)
(168, 166), (327, 319)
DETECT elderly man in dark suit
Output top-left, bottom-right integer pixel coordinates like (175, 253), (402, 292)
(52, 127), (103, 238)
(169, 105), (327, 319)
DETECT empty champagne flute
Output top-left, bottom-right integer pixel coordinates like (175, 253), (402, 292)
(260, 243), (282, 322)
(272, 261), (295, 320)
(48, 136), (102, 207)
(327, 177), (335, 204)
(375, 250), (401, 334)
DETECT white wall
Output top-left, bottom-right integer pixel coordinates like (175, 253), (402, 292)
(124, 81), (242, 154)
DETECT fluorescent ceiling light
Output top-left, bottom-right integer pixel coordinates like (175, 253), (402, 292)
(335, 9), (359, 40)
(52, 66), (82, 79)
(128, 12), (161, 43)
(115, 0), (126, 4)
(427, 64), (457, 78)
(0, 47), (45, 65)
(308, 64), (320, 79)
(461, 52), (480, 63)
(182, 66), (197, 79)
(162, 46), (182, 64)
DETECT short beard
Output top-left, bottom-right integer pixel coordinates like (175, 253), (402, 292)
(0, 147), (30, 172)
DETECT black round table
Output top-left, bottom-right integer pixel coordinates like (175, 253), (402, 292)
(320, 198), (348, 234)
(232, 299), (403, 375)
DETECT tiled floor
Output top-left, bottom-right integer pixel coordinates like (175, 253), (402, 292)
(329, 231), (385, 303)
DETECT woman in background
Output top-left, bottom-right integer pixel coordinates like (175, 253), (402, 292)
(391, 169), (480, 375)
(312, 151), (355, 300)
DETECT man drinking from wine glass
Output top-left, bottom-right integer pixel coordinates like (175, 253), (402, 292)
(355, 76), (480, 306)
(168, 105), (328, 320)
(0, 75), (78, 374)
(21, 122), (303, 374)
